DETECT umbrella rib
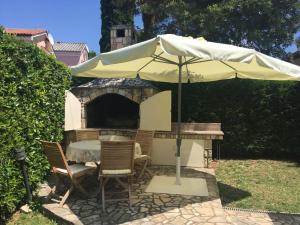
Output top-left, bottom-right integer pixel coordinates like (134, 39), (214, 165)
(153, 54), (178, 65)
(183, 57), (198, 64)
(154, 59), (177, 64)
(220, 61), (238, 77)
(137, 52), (164, 72)
(187, 59), (212, 64)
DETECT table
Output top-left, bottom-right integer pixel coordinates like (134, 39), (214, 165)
(66, 138), (141, 163)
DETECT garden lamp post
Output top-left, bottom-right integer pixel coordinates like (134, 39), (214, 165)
(15, 148), (32, 202)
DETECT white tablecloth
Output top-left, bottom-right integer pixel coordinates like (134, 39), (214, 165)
(66, 138), (141, 163)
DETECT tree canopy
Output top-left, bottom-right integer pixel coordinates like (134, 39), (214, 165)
(100, 0), (136, 52)
(137, 0), (300, 58)
(98, 0), (300, 159)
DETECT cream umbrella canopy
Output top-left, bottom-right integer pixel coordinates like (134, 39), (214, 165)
(71, 34), (300, 185)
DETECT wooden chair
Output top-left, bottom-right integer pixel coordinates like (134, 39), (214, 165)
(99, 141), (135, 211)
(41, 141), (95, 207)
(134, 130), (155, 179)
(75, 130), (99, 142)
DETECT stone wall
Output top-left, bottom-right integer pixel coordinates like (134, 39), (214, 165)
(110, 25), (136, 50)
(71, 87), (159, 128)
(64, 124), (223, 168)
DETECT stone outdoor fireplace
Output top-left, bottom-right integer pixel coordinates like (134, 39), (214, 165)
(66, 78), (223, 168)
(86, 93), (139, 129)
(71, 78), (159, 129)
(64, 24), (224, 169)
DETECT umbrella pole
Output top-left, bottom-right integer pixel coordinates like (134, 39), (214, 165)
(176, 56), (183, 185)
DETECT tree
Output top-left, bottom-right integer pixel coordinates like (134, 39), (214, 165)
(138, 0), (300, 58)
(88, 50), (97, 59)
(100, 0), (136, 52)
(100, 0), (113, 52)
(136, 0), (168, 41)
(296, 36), (300, 50)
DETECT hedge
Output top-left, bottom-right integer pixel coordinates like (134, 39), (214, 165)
(0, 28), (70, 222)
(158, 79), (300, 159)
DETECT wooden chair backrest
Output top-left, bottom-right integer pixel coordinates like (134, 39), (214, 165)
(75, 130), (99, 141)
(135, 130), (155, 156)
(100, 141), (135, 173)
(41, 141), (69, 172)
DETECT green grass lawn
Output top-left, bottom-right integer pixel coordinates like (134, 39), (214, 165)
(215, 160), (300, 213)
(7, 212), (57, 225)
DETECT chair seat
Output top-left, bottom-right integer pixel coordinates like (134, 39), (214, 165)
(102, 169), (131, 175)
(135, 155), (150, 161)
(56, 164), (94, 176)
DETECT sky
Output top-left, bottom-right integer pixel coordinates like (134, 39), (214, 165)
(0, 0), (298, 54)
(0, 0), (143, 53)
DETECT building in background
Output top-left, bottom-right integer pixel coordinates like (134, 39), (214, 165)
(4, 28), (54, 54)
(53, 42), (89, 66)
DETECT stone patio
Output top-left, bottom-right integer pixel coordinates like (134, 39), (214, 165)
(39, 166), (300, 225)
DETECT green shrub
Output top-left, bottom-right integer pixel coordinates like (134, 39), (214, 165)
(158, 79), (300, 159)
(0, 28), (70, 222)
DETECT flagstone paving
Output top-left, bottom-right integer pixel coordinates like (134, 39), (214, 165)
(39, 166), (300, 225)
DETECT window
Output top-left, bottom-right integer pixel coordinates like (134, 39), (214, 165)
(116, 29), (125, 37)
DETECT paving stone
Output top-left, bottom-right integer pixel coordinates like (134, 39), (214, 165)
(81, 205), (95, 210)
(197, 207), (215, 216)
(189, 216), (210, 223)
(182, 214), (194, 219)
(163, 212), (181, 218)
(214, 207), (226, 216)
(169, 216), (187, 224)
(81, 215), (101, 224)
(40, 166), (300, 225)
(208, 216), (228, 223)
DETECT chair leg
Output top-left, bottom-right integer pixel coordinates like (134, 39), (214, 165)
(73, 178), (89, 197)
(59, 186), (74, 207)
(138, 159), (148, 180)
(101, 178), (105, 212)
(115, 177), (127, 190)
(145, 167), (154, 177)
(128, 176), (132, 209)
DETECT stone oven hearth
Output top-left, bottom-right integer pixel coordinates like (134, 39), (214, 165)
(86, 93), (139, 129)
(71, 78), (159, 129)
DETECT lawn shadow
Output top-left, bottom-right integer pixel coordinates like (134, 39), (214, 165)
(286, 160), (300, 167)
(217, 182), (251, 205)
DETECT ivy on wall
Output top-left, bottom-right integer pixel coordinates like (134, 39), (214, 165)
(0, 28), (70, 222)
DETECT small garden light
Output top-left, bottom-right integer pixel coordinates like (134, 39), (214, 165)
(15, 148), (32, 202)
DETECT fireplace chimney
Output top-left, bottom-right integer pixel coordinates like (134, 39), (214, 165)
(110, 25), (136, 50)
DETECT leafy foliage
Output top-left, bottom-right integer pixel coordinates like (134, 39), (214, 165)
(0, 28), (70, 222)
(100, 0), (136, 52)
(99, 0), (300, 158)
(138, 0), (300, 58)
(157, 80), (300, 158)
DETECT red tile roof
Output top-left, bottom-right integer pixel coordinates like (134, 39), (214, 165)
(4, 28), (47, 36)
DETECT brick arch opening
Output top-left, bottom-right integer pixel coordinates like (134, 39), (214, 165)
(86, 93), (139, 129)
(86, 88), (140, 105)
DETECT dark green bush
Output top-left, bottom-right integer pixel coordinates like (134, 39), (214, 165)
(158, 79), (300, 159)
(0, 28), (70, 222)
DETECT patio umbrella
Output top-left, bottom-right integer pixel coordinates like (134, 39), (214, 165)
(71, 34), (300, 185)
